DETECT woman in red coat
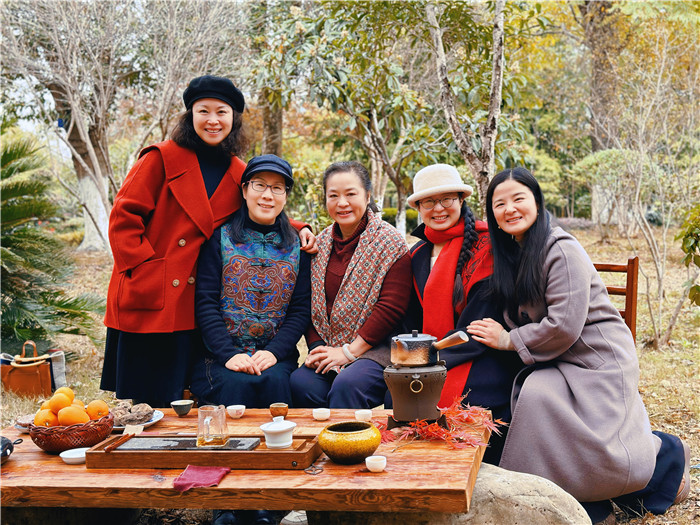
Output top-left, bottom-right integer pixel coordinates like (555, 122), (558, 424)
(100, 76), (314, 406)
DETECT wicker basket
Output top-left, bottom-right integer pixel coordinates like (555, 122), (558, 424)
(29, 413), (114, 453)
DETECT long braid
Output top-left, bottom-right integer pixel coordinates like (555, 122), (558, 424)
(452, 204), (479, 308)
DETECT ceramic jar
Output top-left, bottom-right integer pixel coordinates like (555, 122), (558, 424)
(317, 421), (381, 465)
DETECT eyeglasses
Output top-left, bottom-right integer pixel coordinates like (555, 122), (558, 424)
(419, 196), (458, 210)
(246, 180), (288, 195)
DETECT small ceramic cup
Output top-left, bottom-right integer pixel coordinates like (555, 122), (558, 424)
(312, 408), (331, 421)
(269, 402), (289, 419)
(226, 404), (245, 419)
(365, 455), (387, 473)
(355, 409), (372, 422)
(170, 399), (194, 417)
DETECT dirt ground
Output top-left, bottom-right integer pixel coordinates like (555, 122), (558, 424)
(1, 225), (697, 524)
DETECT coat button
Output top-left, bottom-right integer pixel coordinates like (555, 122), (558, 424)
(172, 279), (180, 287)
(187, 277), (195, 284)
(178, 239), (186, 247)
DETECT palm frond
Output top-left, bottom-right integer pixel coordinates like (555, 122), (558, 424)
(1, 135), (44, 180)
(1, 126), (104, 350)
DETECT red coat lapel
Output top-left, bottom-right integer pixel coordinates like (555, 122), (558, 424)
(158, 147), (213, 238)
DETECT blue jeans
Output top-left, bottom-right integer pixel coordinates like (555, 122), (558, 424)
(190, 356), (297, 408)
(290, 358), (392, 408)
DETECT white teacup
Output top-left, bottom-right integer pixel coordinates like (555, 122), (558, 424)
(355, 409), (372, 422)
(312, 408), (330, 421)
(365, 455), (386, 473)
(226, 404), (246, 419)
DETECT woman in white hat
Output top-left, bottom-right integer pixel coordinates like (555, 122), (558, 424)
(404, 164), (524, 464)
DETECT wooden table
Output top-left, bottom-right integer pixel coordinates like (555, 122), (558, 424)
(1, 409), (487, 513)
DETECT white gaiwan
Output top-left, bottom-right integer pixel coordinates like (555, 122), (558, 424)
(260, 416), (296, 449)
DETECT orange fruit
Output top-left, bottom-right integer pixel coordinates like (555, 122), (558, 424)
(86, 400), (110, 420)
(72, 399), (85, 408)
(57, 405), (90, 426)
(48, 393), (72, 414)
(54, 386), (75, 402)
(40, 399), (51, 410)
(34, 409), (59, 427)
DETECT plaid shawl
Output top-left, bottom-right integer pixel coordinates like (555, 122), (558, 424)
(311, 212), (407, 347)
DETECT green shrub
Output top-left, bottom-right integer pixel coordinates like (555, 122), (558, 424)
(382, 207), (419, 232)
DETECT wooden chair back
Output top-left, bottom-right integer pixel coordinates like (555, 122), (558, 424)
(593, 256), (639, 342)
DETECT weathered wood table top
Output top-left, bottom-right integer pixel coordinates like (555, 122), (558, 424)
(0, 408), (487, 512)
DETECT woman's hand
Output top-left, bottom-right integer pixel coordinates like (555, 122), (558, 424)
(251, 350), (277, 372)
(299, 228), (318, 254)
(467, 318), (513, 350)
(225, 353), (261, 375)
(305, 345), (349, 374)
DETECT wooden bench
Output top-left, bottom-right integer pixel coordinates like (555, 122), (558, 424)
(593, 256), (639, 341)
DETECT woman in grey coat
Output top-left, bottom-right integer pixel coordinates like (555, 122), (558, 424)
(467, 167), (690, 525)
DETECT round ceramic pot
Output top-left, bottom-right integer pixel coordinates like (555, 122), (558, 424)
(317, 421), (381, 465)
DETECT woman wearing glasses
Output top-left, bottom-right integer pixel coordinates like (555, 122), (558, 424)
(404, 164), (523, 464)
(101, 76), (315, 409)
(189, 155), (311, 408)
(290, 161), (412, 409)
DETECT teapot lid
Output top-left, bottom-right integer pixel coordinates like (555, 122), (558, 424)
(260, 416), (296, 432)
(394, 330), (436, 343)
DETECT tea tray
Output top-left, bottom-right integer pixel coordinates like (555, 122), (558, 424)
(85, 434), (321, 470)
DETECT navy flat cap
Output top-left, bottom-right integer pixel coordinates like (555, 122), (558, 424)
(183, 75), (245, 112)
(241, 155), (294, 188)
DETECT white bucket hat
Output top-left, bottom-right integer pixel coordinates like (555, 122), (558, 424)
(407, 164), (473, 209)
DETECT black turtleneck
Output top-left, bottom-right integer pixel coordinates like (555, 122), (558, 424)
(195, 145), (231, 198)
(244, 215), (277, 236)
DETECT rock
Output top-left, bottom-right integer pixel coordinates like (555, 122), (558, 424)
(307, 463), (591, 525)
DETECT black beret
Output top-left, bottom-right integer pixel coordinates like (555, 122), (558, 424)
(241, 154), (294, 188)
(183, 75), (245, 112)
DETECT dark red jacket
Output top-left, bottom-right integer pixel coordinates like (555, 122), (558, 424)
(104, 140), (245, 332)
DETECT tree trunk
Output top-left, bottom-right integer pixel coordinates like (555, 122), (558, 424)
(578, 1), (623, 228)
(426, 0), (505, 216)
(66, 128), (111, 252)
(579, 0), (620, 152)
(77, 175), (111, 251)
(367, 143), (387, 210)
(49, 82), (111, 251)
(260, 87), (283, 156)
(395, 184), (407, 238)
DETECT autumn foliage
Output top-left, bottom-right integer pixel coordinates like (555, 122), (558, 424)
(375, 395), (505, 450)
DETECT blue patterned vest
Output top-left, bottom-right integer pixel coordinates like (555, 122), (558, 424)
(220, 222), (300, 354)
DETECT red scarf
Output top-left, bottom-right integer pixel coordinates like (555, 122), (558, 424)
(423, 220), (465, 339)
(422, 220), (493, 408)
